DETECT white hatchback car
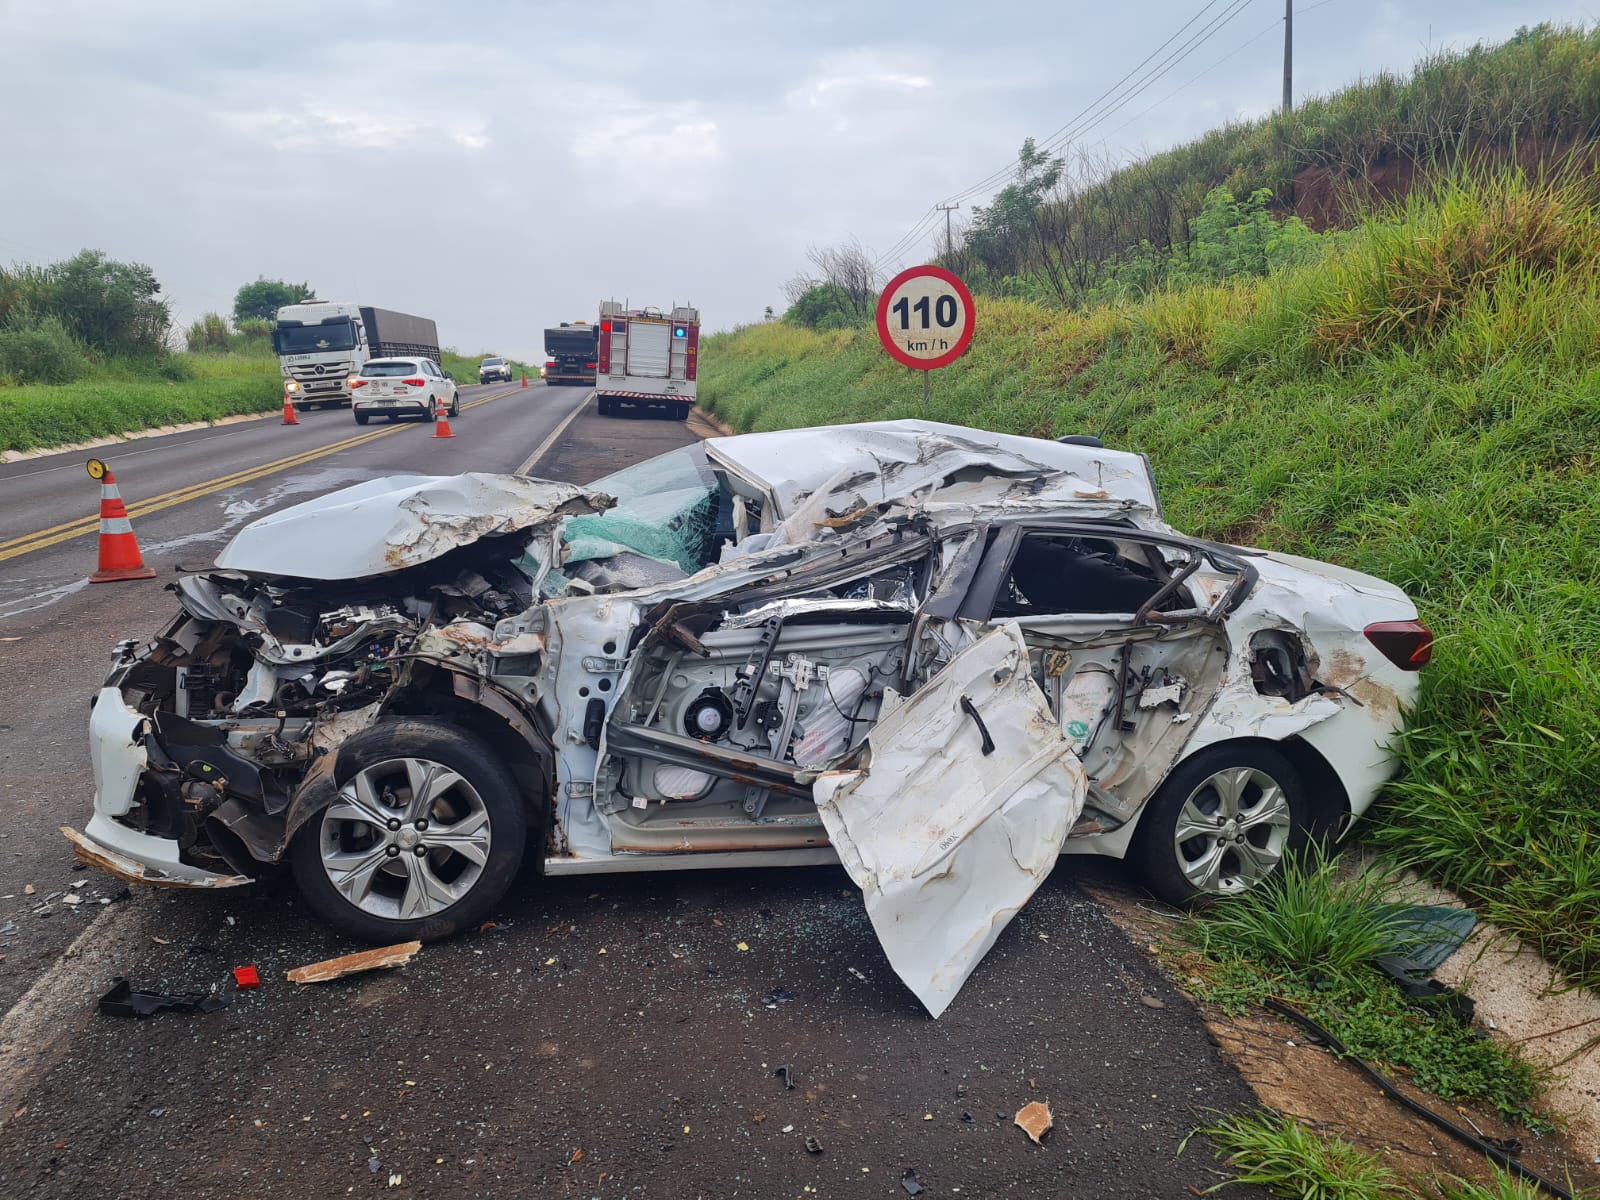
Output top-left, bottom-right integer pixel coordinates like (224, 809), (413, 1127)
(71, 421), (1430, 1016)
(350, 357), (459, 425)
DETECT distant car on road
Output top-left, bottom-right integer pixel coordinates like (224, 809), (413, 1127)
(349, 357), (458, 425)
(479, 357), (513, 384)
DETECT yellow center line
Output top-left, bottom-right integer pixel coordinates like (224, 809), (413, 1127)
(0, 386), (521, 563)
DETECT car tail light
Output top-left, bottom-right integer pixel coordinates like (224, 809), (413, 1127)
(403, 378), (425, 387)
(585, 361), (597, 369)
(349, 379), (368, 388)
(685, 323), (699, 381)
(1364, 620), (1433, 670)
(597, 323), (611, 373)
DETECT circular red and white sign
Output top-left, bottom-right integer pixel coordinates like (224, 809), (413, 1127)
(875, 265), (976, 370)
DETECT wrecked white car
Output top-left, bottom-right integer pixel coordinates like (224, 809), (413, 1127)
(71, 421), (1431, 1016)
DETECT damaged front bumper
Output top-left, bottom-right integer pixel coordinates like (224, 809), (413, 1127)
(70, 687), (251, 888)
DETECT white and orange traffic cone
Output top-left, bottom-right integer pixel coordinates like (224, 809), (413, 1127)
(281, 389), (300, 425)
(521, 371), (529, 388)
(433, 397), (455, 439)
(85, 459), (156, 583)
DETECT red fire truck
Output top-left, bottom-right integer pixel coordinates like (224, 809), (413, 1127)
(594, 301), (700, 420)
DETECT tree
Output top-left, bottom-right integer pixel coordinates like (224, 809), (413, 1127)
(233, 277), (314, 324)
(49, 250), (170, 355)
(782, 238), (880, 328)
(963, 138), (1065, 279)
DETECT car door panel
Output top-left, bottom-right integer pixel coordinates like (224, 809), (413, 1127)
(813, 622), (1086, 1018)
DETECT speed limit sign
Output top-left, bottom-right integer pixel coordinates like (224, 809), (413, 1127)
(876, 265), (975, 370)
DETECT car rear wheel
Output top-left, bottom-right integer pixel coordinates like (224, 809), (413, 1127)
(354, 412), (369, 425)
(1132, 742), (1308, 905)
(289, 720), (528, 942)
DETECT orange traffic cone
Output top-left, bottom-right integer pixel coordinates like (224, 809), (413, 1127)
(281, 390), (300, 425)
(521, 371), (529, 388)
(433, 399), (455, 439)
(86, 459), (156, 583)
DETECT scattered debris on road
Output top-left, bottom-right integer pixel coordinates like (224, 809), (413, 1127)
(805, 1135), (824, 1154)
(98, 978), (232, 1018)
(1014, 1101), (1053, 1145)
(773, 1064), (794, 1090)
(761, 988), (796, 1006)
(286, 940), (421, 984)
(232, 965), (261, 989)
(902, 1167), (924, 1195)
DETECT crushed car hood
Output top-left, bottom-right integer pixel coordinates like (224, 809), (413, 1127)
(704, 419), (1162, 519)
(214, 473), (611, 580)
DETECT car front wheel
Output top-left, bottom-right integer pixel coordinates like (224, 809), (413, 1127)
(289, 719), (528, 942)
(1132, 743), (1308, 905)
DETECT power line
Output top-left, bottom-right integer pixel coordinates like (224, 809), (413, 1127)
(1099, 0), (1338, 150)
(873, 0), (1257, 270)
(935, 0), (1234, 209)
(943, 0), (1254, 205)
(1101, 16), (1284, 144)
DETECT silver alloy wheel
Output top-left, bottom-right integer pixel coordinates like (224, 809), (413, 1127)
(318, 756), (493, 920)
(1171, 765), (1292, 895)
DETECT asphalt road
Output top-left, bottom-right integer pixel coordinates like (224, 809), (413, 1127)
(0, 396), (1269, 1199)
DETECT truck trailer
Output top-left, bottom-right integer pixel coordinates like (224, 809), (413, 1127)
(273, 302), (442, 409)
(542, 322), (598, 386)
(594, 302), (700, 420)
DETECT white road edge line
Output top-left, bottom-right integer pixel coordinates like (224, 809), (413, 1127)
(0, 901), (146, 1124)
(516, 389), (593, 476)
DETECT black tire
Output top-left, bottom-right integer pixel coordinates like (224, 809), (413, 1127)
(354, 412), (370, 426)
(673, 405), (691, 422)
(450, 395), (460, 417)
(289, 719), (529, 943)
(1131, 742), (1309, 905)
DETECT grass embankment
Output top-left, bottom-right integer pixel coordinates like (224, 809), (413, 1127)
(0, 349), (539, 455)
(978, 23), (1600, 300)
(0, 351), (281, 455)
(700, 172), (1600, 992)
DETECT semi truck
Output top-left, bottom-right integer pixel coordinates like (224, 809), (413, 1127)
(542, 322), (598, 386)
(594, 301), (700, 420)
(273, 302), (442, 409)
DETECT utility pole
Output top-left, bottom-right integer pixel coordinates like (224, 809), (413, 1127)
(936, 202), (961, 258)
(1282, 0), (1293, 114)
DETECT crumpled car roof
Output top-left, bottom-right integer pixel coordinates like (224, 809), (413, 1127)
(703, 419), (1160, 518)
(213, 473), (610, 580)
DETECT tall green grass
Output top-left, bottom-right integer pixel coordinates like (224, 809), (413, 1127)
(985, 24), (1600, 295)
(701, 171), (1600, 992)
(0, 351), (281, 453)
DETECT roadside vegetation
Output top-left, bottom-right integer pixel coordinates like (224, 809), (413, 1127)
(1193, 1109), (1565, 1200)
(1177, 854), (1543, 1124)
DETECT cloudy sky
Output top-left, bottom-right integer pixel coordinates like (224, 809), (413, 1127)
(0, 0), (1589, 356)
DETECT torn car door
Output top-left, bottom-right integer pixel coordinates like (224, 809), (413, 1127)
(813, 622), (1086, 1018)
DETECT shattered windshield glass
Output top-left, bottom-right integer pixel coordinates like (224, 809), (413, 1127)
(562, 444), (724, 575)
